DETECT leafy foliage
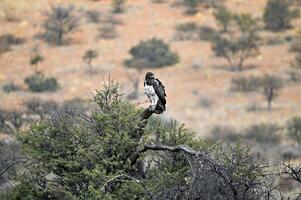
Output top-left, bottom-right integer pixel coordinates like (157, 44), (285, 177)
(85, 10), (101, 23)
(245, 123), (281, 145)
(0, 34), (25, 54)
(6, 81), (146, 199)
(112, 0), (126, 13)
(30, 54), (44, 73)
(231, 75), (262, 92)
(214, 7), (233, 32)
(24, 73), (60, 93)
(287, 116), (301, 144)
(125, 38), (179, 69)
(43, 5), (79, 45)
(2, 82), (21, 93)
(0, 109), (23, 133)
(263, 0), (299, 31)
(184, 0), (201, 15)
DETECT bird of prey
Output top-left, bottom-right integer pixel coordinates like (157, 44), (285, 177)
(144, 72), (166, 114)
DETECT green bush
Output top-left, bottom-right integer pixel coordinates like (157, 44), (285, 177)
(0, 34), (25, 54)
(2, 82), (21, 93)
(125, 38), (179, 68)
(0, 109), (23, 133)
(245, 123), (281, 144)
(112, 0), (126, 13)
(24, 73), (60, 92)
(214, 7), (233, 32)
(25, 98), (59, 117)
(231, 75), (262, 92)
(174, 22), (200, 41)
(209, 125), (239, 142)
(99, 24), (117, 39)
(199, 26), (218, 41)
(287, 116), (301, 144)
(263, 0), (299, 31)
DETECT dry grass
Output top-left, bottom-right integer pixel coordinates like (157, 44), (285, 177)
(0, 0), (301, 137)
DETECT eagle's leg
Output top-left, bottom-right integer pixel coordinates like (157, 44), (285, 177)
(141, 106), (154, 120)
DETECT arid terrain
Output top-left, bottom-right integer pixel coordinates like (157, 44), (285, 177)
(1, 0), (301, 137)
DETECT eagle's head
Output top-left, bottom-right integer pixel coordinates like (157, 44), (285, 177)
(145, 72), (155, 85)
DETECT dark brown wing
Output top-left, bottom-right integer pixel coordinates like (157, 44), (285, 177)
(153, 78), (166, 105)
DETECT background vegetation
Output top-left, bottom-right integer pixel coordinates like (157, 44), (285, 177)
(0, 0), (301, 199)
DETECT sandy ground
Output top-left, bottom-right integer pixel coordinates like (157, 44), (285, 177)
(0, 0), (301, 137)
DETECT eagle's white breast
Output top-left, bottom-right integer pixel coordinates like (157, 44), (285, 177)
(144, 84), (158, 106)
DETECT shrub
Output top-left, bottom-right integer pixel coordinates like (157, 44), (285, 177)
(0, 109), (23, 133)
(85, 9), (101, 23)
(263, 0), (299, 31)
(174, 22), (200, 41)
(290, 37), (301, 53)
(184, 0), (201, 15)
(231, 75), (262, 92)
(125, 38), (179, 68)
(98, 24), (117, 39)
(44, 5), (79, 45)
(2, 82), (21, 93)
(244, 123), (281, 144)
(0, 140), (23, 192)
(112, 0), (126, 13)
(209, 125), (239, 142)
(24, 73), (60, 92)
(176, 22), (198, 32)
(62, 98), (92, 112)
(199, 26), (218, 41)
(214, 6), (233, 32)
(25, 98), (59, 119)
(152, 0), (166, 3)
(0, 34), (25, 54)
(287, 116), (301, 144)
(246, 102), (261, 112)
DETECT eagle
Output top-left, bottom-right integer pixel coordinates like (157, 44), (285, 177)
(144, 72), (166, 114)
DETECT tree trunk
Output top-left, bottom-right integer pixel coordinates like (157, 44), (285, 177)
(88, 60), (92, 77)
(237, 57), (244, 72)
(57, 29), (63, 45)
(267, 99), (272, 111)
(35, 63), (38, 74)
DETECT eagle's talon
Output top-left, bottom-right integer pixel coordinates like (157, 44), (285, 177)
(150, 105), (156, 111)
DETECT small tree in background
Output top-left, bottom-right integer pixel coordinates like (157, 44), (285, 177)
(263, 0), (299, 31)
(214, 7), (233, 32)
(30, 54), (44, 73)
(112, 0), (126, 13)
(184, 0), (200, 15)
(287, 116), (301, 145)
(261, 75), (282, 111)
(44, 5), (79, 45)
(125, 37), (179, 69)
(0, 34), (25, 54)
(82, 49), (98, 77)
(212, 13), (260, 71)
(29, 46), (44, 73)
